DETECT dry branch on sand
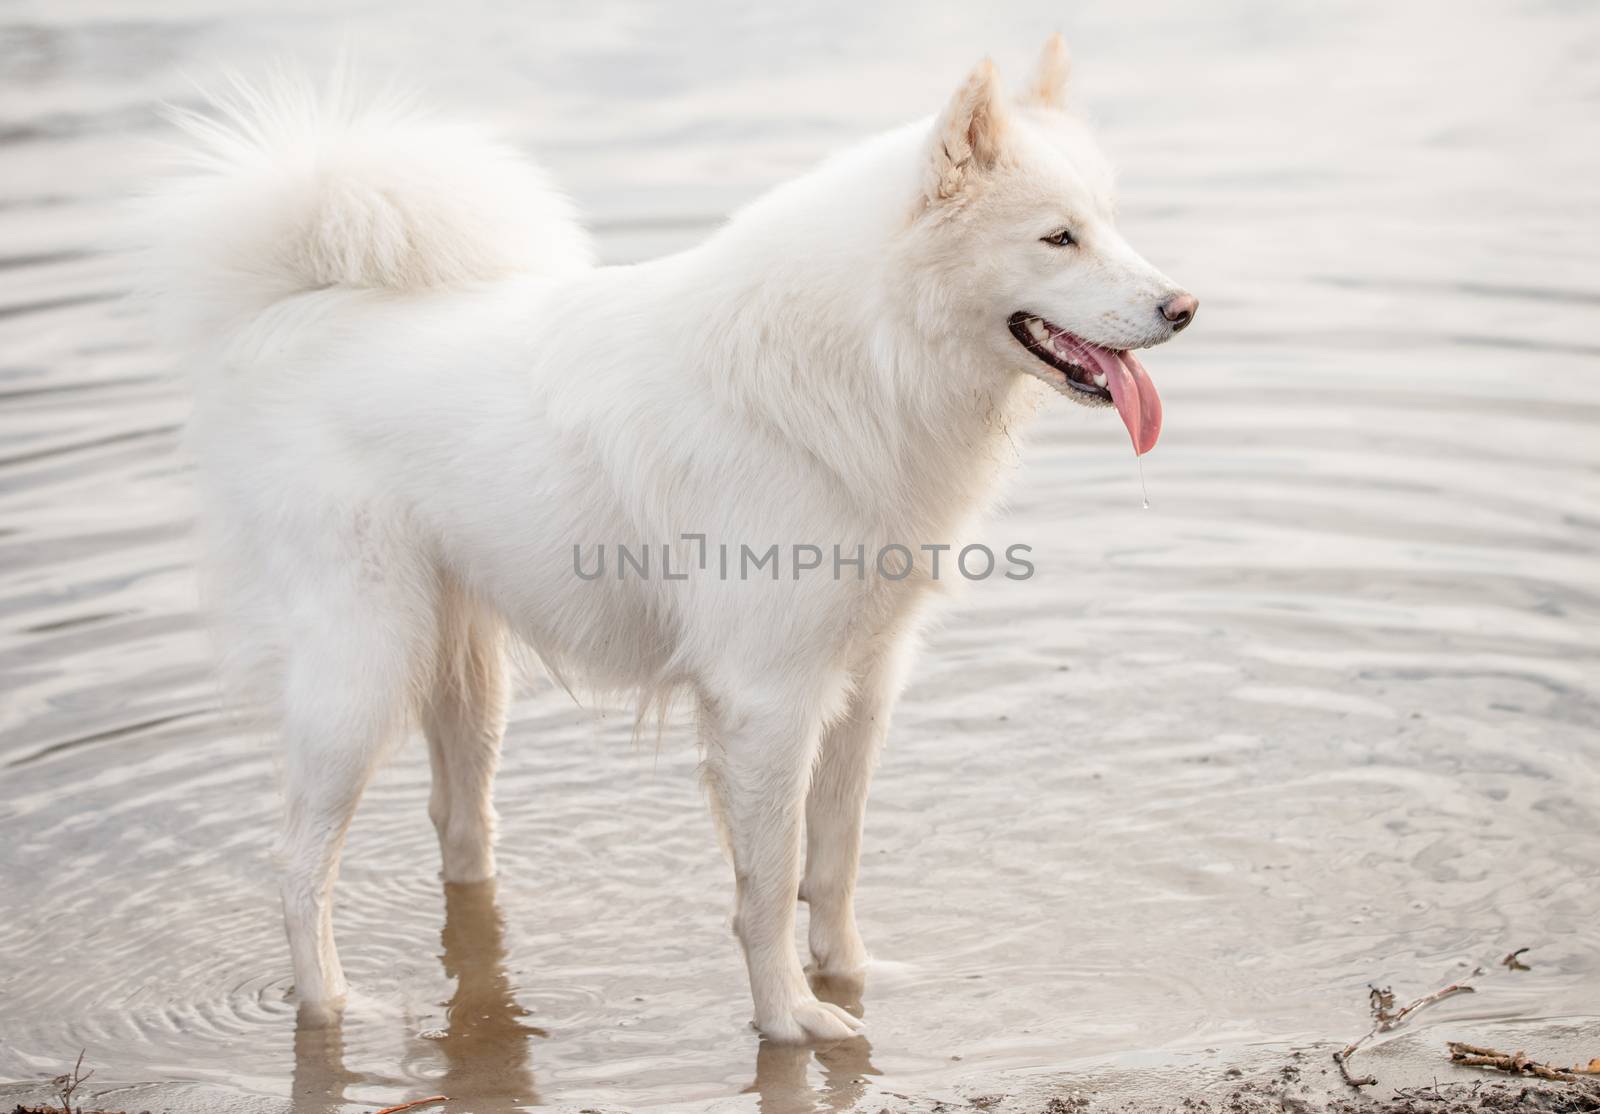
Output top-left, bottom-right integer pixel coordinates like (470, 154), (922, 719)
(1334, 976), (1479, 1088)
(1448, 1042), (1600, 1083)
(1332, 946), (1600, 1099)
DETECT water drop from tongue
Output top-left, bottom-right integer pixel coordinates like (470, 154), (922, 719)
(1137, 453), (1150, 510)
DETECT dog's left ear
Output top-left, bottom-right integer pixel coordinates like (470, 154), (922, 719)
(1019, 32), (1071, 110)
(927, 58), (1010, 201)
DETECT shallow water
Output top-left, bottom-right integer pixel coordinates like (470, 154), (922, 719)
(2, 1), (1598, 1111)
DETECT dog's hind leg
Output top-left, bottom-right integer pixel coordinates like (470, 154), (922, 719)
(276, 654), (408, 1016)
(701, 683), (866, 1044)
(271, 546), (435, 1020)
(801, 640), (910, 978)
(423, 583), (508, 884)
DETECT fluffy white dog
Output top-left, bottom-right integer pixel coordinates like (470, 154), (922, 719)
(145, 35), (1195, 1043)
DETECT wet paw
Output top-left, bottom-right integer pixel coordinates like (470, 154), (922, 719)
(757, 996), (866, 1044)
(293, 991), (347, 1029)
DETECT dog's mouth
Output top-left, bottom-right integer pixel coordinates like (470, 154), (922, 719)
(1007, 311), (1163, 456)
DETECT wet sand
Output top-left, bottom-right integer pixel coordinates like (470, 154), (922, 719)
(3, 1), (1599, 1111)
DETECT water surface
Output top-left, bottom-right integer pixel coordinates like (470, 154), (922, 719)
(2, 1), (1598, 1111)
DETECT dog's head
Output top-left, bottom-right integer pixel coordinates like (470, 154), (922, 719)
(898, 36), (1196, 455)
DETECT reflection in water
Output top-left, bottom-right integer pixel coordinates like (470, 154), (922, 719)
(430, 881), (544, 1111)
(291, 880), (542, 1113)
(291, 1017), (371, 1114)
(747, 972), (878, 1114)
(289, 882), (873, 1113)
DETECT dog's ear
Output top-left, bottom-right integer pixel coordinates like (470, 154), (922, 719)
(1019, 32), (1071, 110)
(927, 59), (1010, 201)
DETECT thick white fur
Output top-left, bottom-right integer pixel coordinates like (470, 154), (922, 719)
(145, 42), (1189, 1043)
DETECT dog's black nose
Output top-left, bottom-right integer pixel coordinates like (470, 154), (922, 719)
(1160, 293), (1197, 331)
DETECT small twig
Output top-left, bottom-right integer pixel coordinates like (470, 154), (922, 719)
(1386, 980), (1477, 1030)
(1332, 1047), (1377, 1089)
(1447, 1042), (1600, 1083)
(1368, 983), (1396, 1021)
(371, 1097), (448, 1114)
(1333, 977), (1478, 1090)
(1501, 947), (1532, 971)
(50, 1049), (94, 1114)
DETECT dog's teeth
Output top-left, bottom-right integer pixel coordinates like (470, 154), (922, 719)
(1027, 319), (1048, 342)
(1093, 372), (1107, 388)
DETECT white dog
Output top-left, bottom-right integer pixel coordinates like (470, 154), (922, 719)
(144, 35), (1195, 1043)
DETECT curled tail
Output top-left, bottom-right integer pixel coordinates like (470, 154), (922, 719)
(141, 69), (593, 345)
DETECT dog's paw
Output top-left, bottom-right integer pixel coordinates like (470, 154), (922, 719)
(293, 994), (347, 1030)
(756, 996), (866, 1044)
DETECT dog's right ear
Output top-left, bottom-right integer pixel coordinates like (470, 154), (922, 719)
(1019, 32), (1071, 110)
(926, 59), (1009, 202)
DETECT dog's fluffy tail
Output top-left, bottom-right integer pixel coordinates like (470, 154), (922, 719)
(141, 69), (593, 346)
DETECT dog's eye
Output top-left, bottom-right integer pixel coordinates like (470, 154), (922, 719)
(1042, 229), (1077, 247)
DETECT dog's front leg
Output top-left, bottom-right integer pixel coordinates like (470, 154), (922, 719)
(703, 693), (865, 1043)
(801, 638), (911, 977)
(800, 698), (886, 977)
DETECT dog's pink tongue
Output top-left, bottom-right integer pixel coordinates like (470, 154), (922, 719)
(1094, 348), (1163, 455)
